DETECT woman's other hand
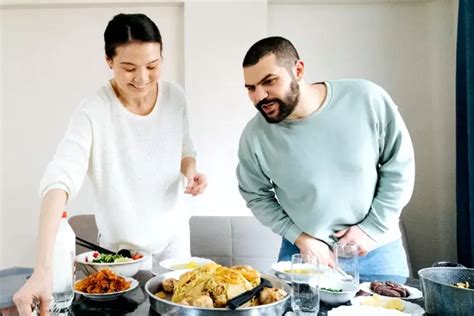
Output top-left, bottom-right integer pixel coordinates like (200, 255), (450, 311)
(184, 172), (207, 196)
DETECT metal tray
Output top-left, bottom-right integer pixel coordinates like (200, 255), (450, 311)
(0, 267), (33, 309)
(145, 270), (291, 316)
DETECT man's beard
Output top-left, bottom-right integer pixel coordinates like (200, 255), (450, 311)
(256, 79), (300, 124)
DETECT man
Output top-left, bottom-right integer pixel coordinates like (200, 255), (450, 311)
(236, 36), (414, 276)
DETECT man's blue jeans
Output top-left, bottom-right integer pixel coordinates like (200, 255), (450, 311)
(278, 238), (409, 277)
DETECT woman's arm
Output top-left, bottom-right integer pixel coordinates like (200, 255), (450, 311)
(13, 189), (67, 316)
(181, 157), (207, 196)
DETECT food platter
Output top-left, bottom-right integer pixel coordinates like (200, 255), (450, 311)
(74, 277), (138, 301)
(145, 270), (291, 315)
(359, 282), (423, 300)
(349, 296), (425, 315)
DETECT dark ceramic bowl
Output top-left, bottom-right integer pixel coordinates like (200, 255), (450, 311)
(432, 261), (466, 268)
(418, 267), (474, 316)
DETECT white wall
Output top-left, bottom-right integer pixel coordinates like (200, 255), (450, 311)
(183, 1), (266, 215)
(1, 0), (457, 272)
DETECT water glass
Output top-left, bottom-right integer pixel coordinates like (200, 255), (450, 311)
(291, 254), (320, 315)
(334, 242), (359, 285)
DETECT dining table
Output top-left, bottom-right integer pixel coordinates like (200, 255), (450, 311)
(68, 270), (426, 316)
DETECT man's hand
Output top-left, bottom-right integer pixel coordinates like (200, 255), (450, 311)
(295, 233), (335, 268)
(184, 172), (208, 196)
(334, 225), (377, 256)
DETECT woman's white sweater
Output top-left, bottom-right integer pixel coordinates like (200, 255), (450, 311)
(40, 80), (195, 254)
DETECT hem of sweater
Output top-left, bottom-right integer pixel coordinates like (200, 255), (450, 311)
(283, 223), (303, 244)
(358, 222), (402, 249)
(357, 215), (390, 242)
(40, 183), (71, 199)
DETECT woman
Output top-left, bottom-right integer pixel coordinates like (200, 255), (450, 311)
(13, 13), (207, 315)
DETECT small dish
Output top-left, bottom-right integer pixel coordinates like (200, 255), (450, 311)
(271, 261), (333, 282)
(74, 277), (138, 301)
(359, 282), (423, 300)
(75, 251), (148, 277)
(328, 304), (412, 316)
(351, 295), (425, 315)
(159, 257), (214, 271)
(320, 280), (359, 305)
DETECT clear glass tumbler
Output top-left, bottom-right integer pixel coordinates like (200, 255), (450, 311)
(334, 242), (359, 286)
(291, 253), (320, 315)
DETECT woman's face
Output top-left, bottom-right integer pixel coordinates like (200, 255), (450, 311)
(107, 42), (162, 98)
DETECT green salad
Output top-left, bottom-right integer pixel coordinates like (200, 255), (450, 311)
(92, 253), (132, 263)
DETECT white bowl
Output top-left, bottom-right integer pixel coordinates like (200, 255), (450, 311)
(271, 261), (333, 283)
(320, 280), (359, 305)
(75, 251), (148, 277)
(158, 257), (214, 271)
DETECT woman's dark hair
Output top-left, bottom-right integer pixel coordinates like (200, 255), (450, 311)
(104, 13), (162, 59)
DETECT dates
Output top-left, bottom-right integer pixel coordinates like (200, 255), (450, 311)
(370, 281), (410, 298)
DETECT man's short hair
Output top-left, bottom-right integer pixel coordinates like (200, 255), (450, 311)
(242, 36), (300, 71)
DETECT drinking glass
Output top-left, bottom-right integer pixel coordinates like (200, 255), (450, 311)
(291, 254), (320, 315)
(334, 242), (359, 286)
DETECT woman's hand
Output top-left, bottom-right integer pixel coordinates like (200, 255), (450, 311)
(295, 233), (335, 268)
(184, 172), (208, 196)
(13, 269), (52, 316)
(334, 225), (377, 256)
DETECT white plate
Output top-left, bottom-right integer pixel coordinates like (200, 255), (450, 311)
(350, 296), (425, 315)
(74, 277), (138, 301)
(271, 261), (334, 283)
(359, 282), (423, 300)
(328, 304), (411, 316)
(158, 257), (214, 271)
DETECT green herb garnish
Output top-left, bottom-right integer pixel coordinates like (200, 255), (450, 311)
(321, 287), (343, 292)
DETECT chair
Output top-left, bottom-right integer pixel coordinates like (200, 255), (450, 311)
(189, 216), (281, 272)
(69, 214), (98, 255)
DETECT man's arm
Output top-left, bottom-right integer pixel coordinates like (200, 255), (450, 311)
(357, 109), (415, 244)
(236, 137), (302, 244)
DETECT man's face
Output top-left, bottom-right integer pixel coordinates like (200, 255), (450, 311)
(243, 54), (300, 123)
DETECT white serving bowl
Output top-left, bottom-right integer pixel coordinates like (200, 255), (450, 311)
(159, 257), (215, 271)
(320, 280), (359, 305)
(75, 251), (148, 277)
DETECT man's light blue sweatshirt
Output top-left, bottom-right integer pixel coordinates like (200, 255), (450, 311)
(236, 79), (415, 247)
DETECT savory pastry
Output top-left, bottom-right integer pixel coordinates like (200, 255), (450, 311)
(370, 281), (410, 297)
(259, 287), (288, 305)
(169, 262), (285, 308)
(162, 278), (177, 293)
(191, 295), (214, 308)
(155, 291), (167, 299)
(230, 265), (261, 286)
